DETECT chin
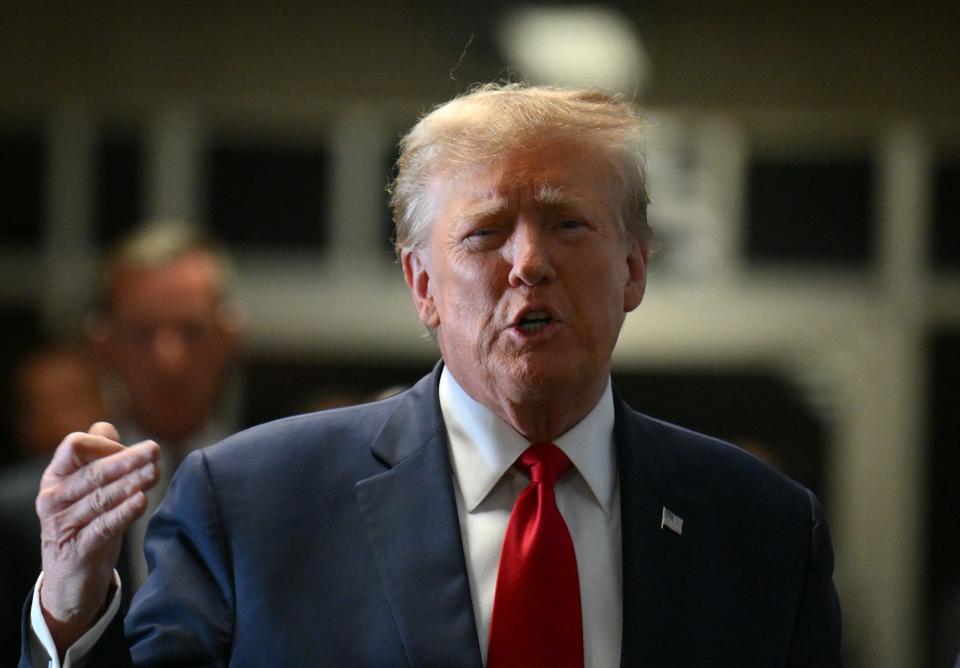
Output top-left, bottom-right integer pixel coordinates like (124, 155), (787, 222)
(503, 357), (579, 399)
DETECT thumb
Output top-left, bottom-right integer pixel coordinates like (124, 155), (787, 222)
(88, 421), (120, 442)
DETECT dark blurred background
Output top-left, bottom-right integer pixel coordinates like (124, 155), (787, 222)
(0, 2), (958, 666)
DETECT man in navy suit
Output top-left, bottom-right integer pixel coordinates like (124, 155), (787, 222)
(23, 84), (841, 667)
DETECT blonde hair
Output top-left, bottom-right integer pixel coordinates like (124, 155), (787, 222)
(389, 82), (651, 254)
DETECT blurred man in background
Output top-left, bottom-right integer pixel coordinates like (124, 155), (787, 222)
(89, 221), (242, 457)
(85, 221), (244, 586)
(4, 222), (243, 663)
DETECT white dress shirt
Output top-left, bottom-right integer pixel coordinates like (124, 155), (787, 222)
(440, 367), (623, 668)
(30, 572), (122, 668)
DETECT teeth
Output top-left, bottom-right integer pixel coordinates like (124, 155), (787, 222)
(520, 321), (548, 332)
(517, 311), (552, 332)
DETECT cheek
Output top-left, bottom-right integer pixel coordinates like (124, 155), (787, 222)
(115, 352), (152, 380)
(454, 278), (494, 311)
(439, 260), (503, 327)
(579, 270), (628, 335)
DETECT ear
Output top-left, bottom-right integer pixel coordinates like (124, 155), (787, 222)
(622, 239), (649, 313)
(402, 249), (440, 328)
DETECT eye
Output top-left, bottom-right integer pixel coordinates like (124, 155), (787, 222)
(462, 225), (507, 250)
(468, 227), (497, 238)
(119, 322), (156, 347)
(177, 320), (211, 344)
(553, 217), (592, 238)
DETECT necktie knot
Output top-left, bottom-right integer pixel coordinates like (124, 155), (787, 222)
(518, 442), (571, 486)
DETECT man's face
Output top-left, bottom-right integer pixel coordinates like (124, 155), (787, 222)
(403, 140), (648, 410)
(98, 251), (239, 444)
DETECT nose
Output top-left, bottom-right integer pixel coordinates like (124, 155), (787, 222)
(152, 326), (189, 373)
(507, 221), (556, 287)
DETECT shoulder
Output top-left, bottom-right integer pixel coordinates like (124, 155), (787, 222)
(154, 393), (421, 534)
(618, 405), (818, 523)
(186, 394), (408, 481)
(219, 397), (399, 455)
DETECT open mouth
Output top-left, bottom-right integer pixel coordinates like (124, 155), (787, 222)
(514, 310), (553, 333)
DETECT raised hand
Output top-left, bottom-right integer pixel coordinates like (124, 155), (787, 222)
(36, 422), (160, 651)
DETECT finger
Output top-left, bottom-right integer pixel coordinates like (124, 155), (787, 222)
(76, 491), (150, 554)
(59, 462), (159, 533)
(88, 421), (120, 441)
(46, 432), (127, 477)
(44, 441), (160, 508)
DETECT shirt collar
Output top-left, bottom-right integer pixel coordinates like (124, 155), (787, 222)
(439, 366), (617, 516)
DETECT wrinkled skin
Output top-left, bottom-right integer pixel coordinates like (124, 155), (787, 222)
(37, 423), (160, 655)
(403, 140), (648, 442)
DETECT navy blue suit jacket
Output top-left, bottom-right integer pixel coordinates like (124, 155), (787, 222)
(21, 365), (841, 666)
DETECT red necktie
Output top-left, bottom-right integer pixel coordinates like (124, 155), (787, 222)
(487, 442), (584, 668)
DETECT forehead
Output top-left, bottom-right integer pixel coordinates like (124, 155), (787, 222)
(109, 252), (222, 316)
(429, 140), (620, 220)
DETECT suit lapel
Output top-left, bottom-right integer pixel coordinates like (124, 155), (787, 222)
(614, 396), (701, 666)
(355, 366), (483, 668)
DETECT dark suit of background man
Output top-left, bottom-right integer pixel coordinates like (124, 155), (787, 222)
(21, 84), (842, 667)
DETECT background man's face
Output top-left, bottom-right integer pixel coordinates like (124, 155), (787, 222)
(100, 251), (238, 444)
(407, 140), (648, 406)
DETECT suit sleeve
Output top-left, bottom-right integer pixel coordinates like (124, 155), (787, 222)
(788, 488), (843, 668)
(122, 449), (236, 665)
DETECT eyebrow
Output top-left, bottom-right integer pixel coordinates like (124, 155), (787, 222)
(452, 184), (595, 226)
(536, 183), (600, 211)
(453, 190), (509, 226)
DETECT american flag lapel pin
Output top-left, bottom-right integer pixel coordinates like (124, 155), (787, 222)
(661, 507), (683, 536)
